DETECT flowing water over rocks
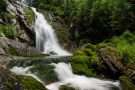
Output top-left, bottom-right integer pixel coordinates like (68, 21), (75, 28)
(10, 57), (121, 90)
(32, 7), (72, 56)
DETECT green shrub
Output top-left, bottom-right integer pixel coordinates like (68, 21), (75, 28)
(3, 25), (15, 39)
(111, 31), (135, 65)
(0, 24), (15, 39)
(25, 7), (35, 26)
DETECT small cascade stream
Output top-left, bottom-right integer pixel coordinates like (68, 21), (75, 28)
(10, 61), (121, 90)
(46, 63), (121, 90)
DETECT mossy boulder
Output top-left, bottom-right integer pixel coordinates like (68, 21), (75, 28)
(98, 46), (125, 76)
(0, 70), (47, 90)
(59, 85), (75, 90)
(18, 76), (47, 90)
(71, 44), (103, 77)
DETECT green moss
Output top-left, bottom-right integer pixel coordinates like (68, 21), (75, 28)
(71, 44), (102, 77)
(119, 76), (135, 90)
(6, 75), (14, 89)
(84, 43), (96, 51)
(25, 7), (35, 26)
(18, 76), (46, 90)
(0, 12), (17, 23)
(60, 85), (75, 90)
(96, 42), (112, 49)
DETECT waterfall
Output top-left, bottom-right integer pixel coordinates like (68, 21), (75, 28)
(31, 7), (72, 56)
(46, 63), (121, 90)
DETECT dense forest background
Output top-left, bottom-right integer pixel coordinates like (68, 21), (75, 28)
(31, 0), (135, 44)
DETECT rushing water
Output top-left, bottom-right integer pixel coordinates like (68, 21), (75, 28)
(31, 7), (72, 56)
(46, 63), (121, 90)
(10, 61), (121, 90)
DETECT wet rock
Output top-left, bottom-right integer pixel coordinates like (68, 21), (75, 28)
(0, 47), (6, 55)
(9, 18), (16, 25)
(0, 18), (5, 24)
(98, 46), (125, 75)
(7, 1), (35, 42)
(0, 37), (40, 56)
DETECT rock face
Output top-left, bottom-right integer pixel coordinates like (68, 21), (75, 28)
(0, 37), (40, 56)
(98, 46), (125, 76)
(0, 47), (5, 55)
(8, 1), (35, 42)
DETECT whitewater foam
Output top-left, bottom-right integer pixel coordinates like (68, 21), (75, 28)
(46, 63), (121, 90)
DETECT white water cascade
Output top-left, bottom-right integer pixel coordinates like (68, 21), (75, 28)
(46, 63), (121, 90)
(10, 63), (121, 90)
(10, 66), (45, 86)
(31, 7), (72, 56)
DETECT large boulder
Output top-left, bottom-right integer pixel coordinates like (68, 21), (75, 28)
(98, 46), (125, 76)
